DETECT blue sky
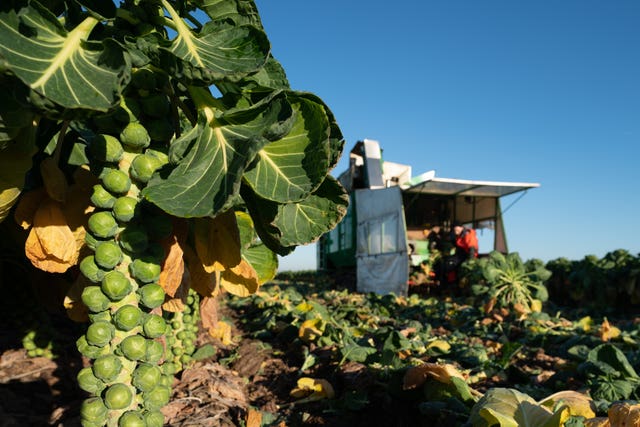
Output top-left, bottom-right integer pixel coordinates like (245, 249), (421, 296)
(253, 1), (640, 270)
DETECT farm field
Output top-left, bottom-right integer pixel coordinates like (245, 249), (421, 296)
(2, 250), (640, 426)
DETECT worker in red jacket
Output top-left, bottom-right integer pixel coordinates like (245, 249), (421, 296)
(452, 222), (478, 261)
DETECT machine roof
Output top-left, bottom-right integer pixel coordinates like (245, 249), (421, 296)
(402, 173), (540, 198)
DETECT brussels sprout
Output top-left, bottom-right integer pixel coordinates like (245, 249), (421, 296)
(158, 374), (173, 388)
(104, 383), (134, 410)
(119, 335), (147, 361)
(144, 340), (164, 364)
(143, 410), (164, 427)
(132, 363), (162, 392)
(91, 185), (116, 209)
(94, 241), (123, 270)
(130, 153), (163, 183)
(118, 225), (149, 253)
(101, 270), (133, 301)
(88, 211), (118, 239)
(92, 354), (123, 382)
(91, 134), (124, 163)
(81, 286), (111, 313)
(146, 118), (174, 142)
(80, 256), (107, 284)
(120, 122), (150, 150)
(86, 321), (115, 347)
(130, 258), (161, 283)
(161, 362), (178, 376)
(139, 94), (170, 118)
(113, 305), (143, 331)
(118, 410), (145, 427)
(77, 367), (106, 394)
(80, 397), (108, 424)
(100, 168), (131, 195)
(77, 335), (109, 359)
(112, 196), (138, 222)
(142, 385), (171, 410)
(142, 314), (166, 339)
(138, 283), (165, 309)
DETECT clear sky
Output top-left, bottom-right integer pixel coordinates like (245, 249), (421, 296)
(253, 0), (640, 271)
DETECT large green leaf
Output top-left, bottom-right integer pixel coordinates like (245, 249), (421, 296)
(162, 0), (269, 83)
(243, 93), (330, 203)
(242, 175), (349, 255)
(198, 0), (263, 27)
(0, 4), (129, 111)
(142, 91), (292, 218)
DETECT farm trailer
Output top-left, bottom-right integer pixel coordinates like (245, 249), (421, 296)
(317, 139), (539, 296)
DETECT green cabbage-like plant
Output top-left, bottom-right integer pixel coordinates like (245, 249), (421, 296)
(464, 251), (551, 315)
(0, 1), (347, 425)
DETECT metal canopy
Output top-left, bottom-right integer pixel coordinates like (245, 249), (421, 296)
(403, 176), (540, 198)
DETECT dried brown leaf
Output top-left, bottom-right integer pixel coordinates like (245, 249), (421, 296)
(159, 234), (185, 298)
(199, 296), (219, 330)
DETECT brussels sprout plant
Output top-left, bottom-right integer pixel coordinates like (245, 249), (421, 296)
(0, 0), (347, 425)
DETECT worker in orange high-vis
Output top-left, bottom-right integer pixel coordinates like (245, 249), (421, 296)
(452, 222), (478, 262)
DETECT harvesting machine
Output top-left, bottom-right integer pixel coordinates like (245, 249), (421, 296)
(317, 139), (539, 295)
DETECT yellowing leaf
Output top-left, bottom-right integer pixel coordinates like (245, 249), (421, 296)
(13, 188), (46, 229)
(0, 187), (21, 223)
(295, 301), (314, 313)
(298, 318), (325, 343)
(403, 363), (465, 390)
(290, 377), (335, 401)
(40, 157), (67, 202)
(426, 339), (451, 353)
(194, 211), (242, 273)
(209, 320), (233, 346)
(578, 316), (593, 332)
(539, 390), (596, 419)
(530, 299), (543, 313)
(220, 259), (259, 297)
(33, 199), (77, 264)
(61, 182), (94, 253)
(600, 318), (621, 342)
(25, 226), (71, 273)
